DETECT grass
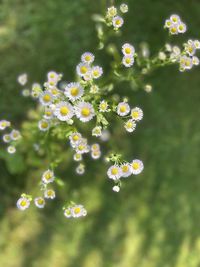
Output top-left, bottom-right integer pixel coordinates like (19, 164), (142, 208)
(1, 0), (200, 266)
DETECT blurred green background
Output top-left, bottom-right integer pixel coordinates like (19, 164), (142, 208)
(1, 0), (200, 266)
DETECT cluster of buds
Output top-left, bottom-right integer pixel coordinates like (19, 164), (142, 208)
(0, 120), (21, 154)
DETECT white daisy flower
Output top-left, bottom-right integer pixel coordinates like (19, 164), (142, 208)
(91, 66), (103, 79)
(75, 101), (95, 122)
(3, 134), (11, 143)
(122, 43), (135, 56)
(124, 119), (136, 133)
(64, 208), (72, 218)
(91, 150), (101, 160)
(112, 185), (120, 192)
(120, 163), (132, 178)
(73, 153), (83, 162)
(107, 165), (122, 180)
(43, 107), (54, 120)
(49, 87), (60, 97)
(10, 129), (21, 141)
(120, 3), (128, 13)
(75, 140), (90, 154)
(47, 71), (60, 82)
(0, 120), (10, 130)
(170, 14), (181, 24)
(34, 197), (45, 208)
(192, 56), (200, 66)
(92, 126), (102, 137)
(7, 146), (16, 154)
(42, 169), (55, 184)
(184, 42), (196, 56)
(44, 189), (56, 199)
(54, 101), (74, 121)
(18, 73), (28, 86)
(194, 40), (200, 49)
(180, 56), (193, 70)
(39, 91), (54, 106)
(76, 164), (85, 175)
(99, 100), (109, 112)
(22, 89), (30, 97)
(169, 24), (179, 35)
(164, 19), (172, 28)
(69, 132), (82, 147)
(76, 62), (91, 77)
(38, 119), (50, 131)
(122, 56), (134, 67)
(91, 143), (100, 151)
(71, 205), (87, 218)
(131, 159), (144, 175)
(107, 6), (117, 18)
(16, 197), (30, 210)
(64, 82), (84, 101)
(81, 52), (95, 64)
(112, 16), (124, 29)
(177, 22), (187, 33)
(117, 102), (130, 116)
(131, 107), (143, 121)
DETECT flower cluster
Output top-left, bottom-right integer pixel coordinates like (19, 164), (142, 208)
(0, 120), (21, 154)
(164, 14), (187, 35)
(107, 159), (144, 192)
(0, 4), (198, 219)
(121, 43), (135, 67)
(63, 203), (87, 218)
(105, 3), (128, 30)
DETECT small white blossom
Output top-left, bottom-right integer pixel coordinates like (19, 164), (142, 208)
(38, 119), (50, 131)
(64, 82), (84, 102)
(10, 129), (21, 141)
(76, 164), (85, 175)
(112, 16), (124, 29)
(44, 189), (56, 199)
(76, 62), (91, 77)
(81, 52), (95, 64)
(107, 6), (117, 18)
(3, 134), (11, 143)
(92, 126), (102, 137)
(112, 185), (120, 192)
(122, 56), (134, 67)
(91, 66), (103, 79)
(39, 91), (54, 106)
(131, 159), (144, 175)
(122, 43), (135, 56)
(124, 119), (136, 133)
(91, 150), (101, 160)
(99, 100), (109, 112)
(18, 73), (28, 86)
(0, 120), (11, 130)
(16, 197), (30, 210)
(54, 101), (74, 121)
(107, 165), (122, 180)
(7, 146), (16, 154)
(131, 107), (143, 121)
(34, 197), (45, 208)
(42, 169), (55, 184)
(120, 3), (128, 13)
(117, 102), (130, 116)
(120, 163), (132, 178)
(74, 101), (95, 122)
(71, 205), (87, 218)
(73, 153), (83, 162)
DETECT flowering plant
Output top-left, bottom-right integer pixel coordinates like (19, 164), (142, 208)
(0, 3), (199, 218)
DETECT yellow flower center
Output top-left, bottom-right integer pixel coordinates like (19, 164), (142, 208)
(20, 200), (27, 207)
(170, 27), (177, 34)
(132, 162), (139, 170)
(41, 122), (48, 128)
(60, 106), (69, 116)
(72, 135), (79, 141)
(45, 172), (52, 180)
(43, 94), (51, 102)
(51, 88), (58, 95)
(185, 60), (191, 67)
(126, 121), (133, 128)
(80, 66), (88, 74)
(85, 55), (91, 62)
(47, 190), (53, 196)
(115, 19), (121, 26)
(45, 111), (52, 116)
(122, 165), (129, 172)
(81, 107), (90, 117)
(125, 58), (131, 64)
(120, 105), (126, 113)
(74, 207), (81, 214)
(37, 199), (44, 205)
(93, 70), (99, 77)
(132, 111), (139, 118)
(166, 21), (171, 27)
(100, 103), (107, 110)
(70, 87), (79, 96)
(111, 167), (118, 175)
(49, 81), (55, 86)
(78, 145), (85, 151)
(125, 47), (131, 54)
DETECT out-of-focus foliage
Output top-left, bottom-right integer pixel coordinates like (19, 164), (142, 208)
(1, 0), (200, 266)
